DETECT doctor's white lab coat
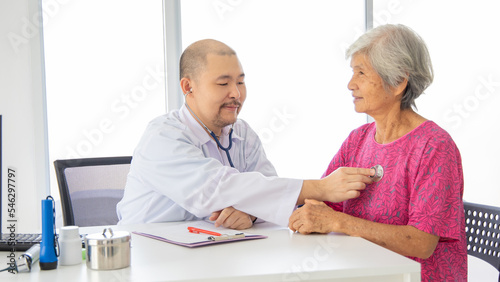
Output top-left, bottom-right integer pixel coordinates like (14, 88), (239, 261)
(116, 105), (302, 226)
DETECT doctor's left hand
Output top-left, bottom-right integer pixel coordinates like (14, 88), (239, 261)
(209, 207), (255, 230)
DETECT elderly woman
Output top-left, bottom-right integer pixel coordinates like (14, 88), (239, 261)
(288, 24), (466, 281)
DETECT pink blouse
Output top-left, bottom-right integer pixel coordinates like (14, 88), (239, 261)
(324, 121), (467, 281)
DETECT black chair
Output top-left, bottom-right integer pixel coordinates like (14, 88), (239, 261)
(464, 201), (500, 281)
(54, 156), (132, 227)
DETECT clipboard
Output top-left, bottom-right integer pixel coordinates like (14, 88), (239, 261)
(132, 221), (267, 248)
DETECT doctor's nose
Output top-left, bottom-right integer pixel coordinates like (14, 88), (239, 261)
(229, 84), (241, 99)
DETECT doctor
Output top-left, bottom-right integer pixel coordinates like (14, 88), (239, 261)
(116, 39), (375, 229)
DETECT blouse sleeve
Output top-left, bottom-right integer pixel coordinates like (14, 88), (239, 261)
(407, 133), (464, 241)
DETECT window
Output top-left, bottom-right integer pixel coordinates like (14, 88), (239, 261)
(43, 0), (165, 201)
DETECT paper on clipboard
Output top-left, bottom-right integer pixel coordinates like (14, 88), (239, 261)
(133, 221), (267, 247)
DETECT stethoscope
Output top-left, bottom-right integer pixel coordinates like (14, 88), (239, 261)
(184, 89), (235, 168)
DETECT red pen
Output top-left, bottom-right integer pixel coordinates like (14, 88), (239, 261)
(187, 227), (221, 236)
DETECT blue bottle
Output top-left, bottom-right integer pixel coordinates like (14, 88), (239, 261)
(39, 197), (58, 270)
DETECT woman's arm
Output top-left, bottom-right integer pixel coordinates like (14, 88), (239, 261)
(289, 199), (439, 259)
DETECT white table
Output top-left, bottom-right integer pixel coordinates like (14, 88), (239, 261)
(1, 222), (420, 281)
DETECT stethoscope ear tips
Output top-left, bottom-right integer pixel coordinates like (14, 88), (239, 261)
(370, 164), (384, 182)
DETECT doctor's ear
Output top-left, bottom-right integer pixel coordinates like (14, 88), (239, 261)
(180, 78), (193, 95)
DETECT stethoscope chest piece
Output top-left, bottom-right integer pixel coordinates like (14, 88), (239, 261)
(370, 164), (384, 182)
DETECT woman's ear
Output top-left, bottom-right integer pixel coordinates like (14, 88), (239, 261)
(393, 78), (408, 97)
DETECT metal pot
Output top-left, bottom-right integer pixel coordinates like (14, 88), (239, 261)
(85, 228), (131, 270)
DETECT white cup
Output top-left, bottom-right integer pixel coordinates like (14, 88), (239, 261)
(59, 226), (82, 266)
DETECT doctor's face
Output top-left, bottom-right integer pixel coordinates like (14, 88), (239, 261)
(191, 53), (246, 133)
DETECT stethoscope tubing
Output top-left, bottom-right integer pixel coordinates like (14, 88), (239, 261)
(185, 102), (235, 168)
(210, 129), (234, 168)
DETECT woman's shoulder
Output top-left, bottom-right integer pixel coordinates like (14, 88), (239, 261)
(412, 121), (460, 154)
(415, 120), (454, 141)
(347, 122), (376, 140)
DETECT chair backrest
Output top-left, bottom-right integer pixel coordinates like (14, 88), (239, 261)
(464, 201), (500, 279)
(54, 156), (132, 227)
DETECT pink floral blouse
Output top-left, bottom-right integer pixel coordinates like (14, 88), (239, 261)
(324, 121), (467, 281)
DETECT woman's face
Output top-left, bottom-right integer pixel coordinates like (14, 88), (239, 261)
(347, 53), (401, 117)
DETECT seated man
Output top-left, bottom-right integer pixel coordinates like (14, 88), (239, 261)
(117, 39), (374, 229)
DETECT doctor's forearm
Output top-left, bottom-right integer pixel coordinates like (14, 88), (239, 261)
(298, 178), (357, 204)
(297, 180), (324, 205)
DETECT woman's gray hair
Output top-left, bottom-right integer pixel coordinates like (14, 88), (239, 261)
(346, 24), (434, 110)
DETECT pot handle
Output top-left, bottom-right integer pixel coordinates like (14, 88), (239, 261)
(102, 228), (114, 238)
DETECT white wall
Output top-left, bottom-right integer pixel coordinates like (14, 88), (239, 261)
(0, 0), (49, 233)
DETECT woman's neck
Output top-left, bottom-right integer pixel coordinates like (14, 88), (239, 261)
(373, 109), (427, 144)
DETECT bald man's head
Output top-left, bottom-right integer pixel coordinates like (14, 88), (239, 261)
(179, 39), (237, 82)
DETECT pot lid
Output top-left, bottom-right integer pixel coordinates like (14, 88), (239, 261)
(85, 228), (131, 246)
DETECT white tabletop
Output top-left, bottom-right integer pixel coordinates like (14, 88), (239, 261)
(1, 222), (420, 281)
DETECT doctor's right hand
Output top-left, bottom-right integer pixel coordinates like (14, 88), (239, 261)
(299, 167), (375, 205)
(321, 167), (374, 203)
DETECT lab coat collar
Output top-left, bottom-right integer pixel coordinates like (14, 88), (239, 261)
(179, 104), (243, 146)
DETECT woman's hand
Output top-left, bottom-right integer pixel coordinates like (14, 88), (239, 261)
(289, 199), (440, 259)
(289, 199), (341, 234)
